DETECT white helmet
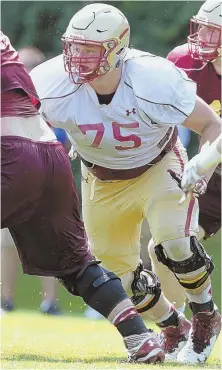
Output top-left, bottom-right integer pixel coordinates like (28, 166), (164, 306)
(188, 0), (222, 62)
(62, 3), (130, 83)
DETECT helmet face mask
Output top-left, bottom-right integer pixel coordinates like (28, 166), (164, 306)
(62, 35), (122, 83)
(188, 19), (221, 62)
(187, 0), (222, 62)
(62, 3), (130, 84)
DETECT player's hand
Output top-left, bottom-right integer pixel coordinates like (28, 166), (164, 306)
(66, 132), (78, 161)
(168, 169), (208, 205)
(180, 153), (208, 193)
(51, 126), (77, 160)
(68, 145), (78, 161)
(180, 141), (211, 193)
(181, 163), (203, 192)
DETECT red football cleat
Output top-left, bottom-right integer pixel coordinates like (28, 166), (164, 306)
(124, 330), (165, 363)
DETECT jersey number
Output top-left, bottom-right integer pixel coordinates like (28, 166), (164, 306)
(78, 122), (141, 150)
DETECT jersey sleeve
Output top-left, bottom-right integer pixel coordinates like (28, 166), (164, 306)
(166, 44), (192, 67)
(30, 55), (76, 124)
(134, 58), (197, 127)
(166, 44), (198, 79)
(1, 32), (39, 104)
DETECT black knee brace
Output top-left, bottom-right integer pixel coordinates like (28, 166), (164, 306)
(131, 262), (161, 313)
(56, 260), (102, 296)
(155, 236), (214, 289)
(57, 260), (128, 318)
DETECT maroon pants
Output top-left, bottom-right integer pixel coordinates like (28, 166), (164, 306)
(1, 136), (92, 276)
(199, 169), (221, 238)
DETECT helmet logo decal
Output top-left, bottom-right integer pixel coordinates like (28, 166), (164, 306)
(120, 28), (130, 40)
(97, 29), (108, 33)
(202, 3), (221, 13)
(72, 12), (95, 31)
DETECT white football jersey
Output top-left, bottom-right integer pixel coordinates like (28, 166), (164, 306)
(30, 49), (196, 169)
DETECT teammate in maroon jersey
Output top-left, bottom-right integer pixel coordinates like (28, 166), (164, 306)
(148, 0), (221, 363)
(1, 31), (165, 364)
(167, 13), (221, 239)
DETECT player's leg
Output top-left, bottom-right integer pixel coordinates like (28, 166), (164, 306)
(81, 163), (184, 351)
(81, 163), (143, 277)
(148, 176), (221, 316)
(198, 170), (221, 239)
(39, 277), (61, 315)
(1, 228), (20, 311)
(140, 220), (152, 270)
(0, 229), (61, 315)
(147, 164), (221, 315)
(120, 263), (191, 362)
(148, 138), (221, 363)
(57, 262), (164, 363)
(6, 146), (164, 364)
(148, 238), (186, 313)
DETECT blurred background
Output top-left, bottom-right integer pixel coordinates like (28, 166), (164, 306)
(1, 1), (220, 316)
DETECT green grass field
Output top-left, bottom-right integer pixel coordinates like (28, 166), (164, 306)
(11, 232), (221, 314)
(1, 311), (221, 369)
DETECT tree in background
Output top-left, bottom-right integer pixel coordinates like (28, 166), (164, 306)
(2, 1), (203, 58)
(2, 1), (203, 164)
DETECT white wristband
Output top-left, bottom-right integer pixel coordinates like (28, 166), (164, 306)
(197, 135), (222, 175)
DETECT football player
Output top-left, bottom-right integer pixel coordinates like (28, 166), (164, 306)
(1, 31), (166, 364)
(30, 3), (221, 364)
(1, 45), (63, 316)
(148, 0), (222, 362)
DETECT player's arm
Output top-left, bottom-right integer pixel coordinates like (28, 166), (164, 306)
(197, 134), (222, 173)
(181, 95), (222, 181)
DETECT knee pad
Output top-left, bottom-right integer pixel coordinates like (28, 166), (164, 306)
(58, 259), (127, 318)
(56, 259), (102, 296)
(130, 262), (161, 313)
(75, 261), (121, 302)
(155, 236), (214, 290)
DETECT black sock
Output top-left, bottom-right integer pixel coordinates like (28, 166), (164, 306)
(189, 300), (214, 314)
(157, 310), (179, 328)
(117, 315), (149, 337)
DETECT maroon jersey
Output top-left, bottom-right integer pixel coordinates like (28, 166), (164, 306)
(1, 32), (39, 108)
(167, 43), (221, 116)
(167, 43), (221, 237)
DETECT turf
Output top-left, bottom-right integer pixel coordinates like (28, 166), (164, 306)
(1, 311), (221, 369)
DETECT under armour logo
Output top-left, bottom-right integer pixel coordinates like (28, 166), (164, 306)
(126, 108), (136, 116)
(81, 176), (89, 184)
